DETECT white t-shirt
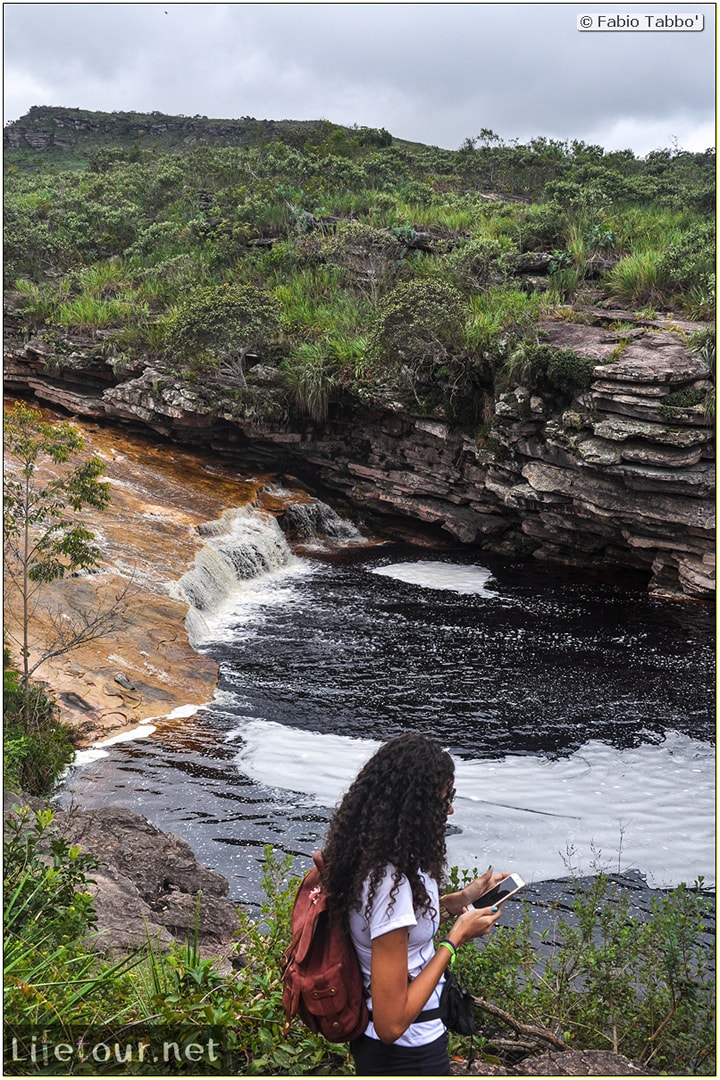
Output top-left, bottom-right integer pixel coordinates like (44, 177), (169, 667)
(348, 864), (446, 1047)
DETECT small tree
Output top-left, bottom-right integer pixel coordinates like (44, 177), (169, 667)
(165, 283), (281, 386)
(366, 279), (468, 404)
(3, 401), (121, 700)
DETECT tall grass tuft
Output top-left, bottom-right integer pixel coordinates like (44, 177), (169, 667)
(55, 295), (149, 330)
(282, 342), (339, 422)
(465, 286), (541, 356)
(11, 279), (57, 326)
(547, 266), (583, 303)
(604, 249), (671, 306)
(75, 259), (131, 298)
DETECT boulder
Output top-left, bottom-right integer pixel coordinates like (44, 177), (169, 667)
(452, 1049), (653, 1074)
(4, 798), (242, 956)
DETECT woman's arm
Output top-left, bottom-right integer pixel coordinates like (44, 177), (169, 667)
(370, 905), (501, 1044)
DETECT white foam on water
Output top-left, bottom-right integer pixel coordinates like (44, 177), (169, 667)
(234, 719), (380, 795)
(71, 748), (112, 767)
(97, 723), (158, 745)
(166, 703), (208, 720)
(368, 560), (496, 596)
(232, 721), (714, 889)
(71, 723), (158, 767)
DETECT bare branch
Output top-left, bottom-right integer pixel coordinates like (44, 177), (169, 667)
(23, 576), (138, 683)
(472, 995), (569, 1051)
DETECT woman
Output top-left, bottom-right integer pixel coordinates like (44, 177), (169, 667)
(322, 732), (510, 1076)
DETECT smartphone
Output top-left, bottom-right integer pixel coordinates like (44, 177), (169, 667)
(472, 873), (526, 908)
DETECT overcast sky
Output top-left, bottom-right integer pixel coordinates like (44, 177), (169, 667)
(3, 2), (716, 157)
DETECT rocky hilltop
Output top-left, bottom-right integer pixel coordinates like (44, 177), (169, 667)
(3, 105), (393, 163)
(4, 302), (714, 603)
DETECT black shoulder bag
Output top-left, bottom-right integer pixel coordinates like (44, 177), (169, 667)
(439, 968), (475, 1035)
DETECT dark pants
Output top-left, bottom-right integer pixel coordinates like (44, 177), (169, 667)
(350, 1031), (451, 1076)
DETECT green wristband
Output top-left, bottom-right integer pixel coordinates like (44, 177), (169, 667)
(438, 939), (457, 966)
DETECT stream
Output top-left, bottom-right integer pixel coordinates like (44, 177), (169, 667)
(57, 498), (715, 906)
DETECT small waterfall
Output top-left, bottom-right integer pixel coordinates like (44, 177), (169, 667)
(172, 496), (367, 646)
(172, 506), (297, 645)
(276, 498), (363, 543)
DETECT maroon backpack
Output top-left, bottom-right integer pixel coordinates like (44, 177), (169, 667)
(281, 850), (369, 1043)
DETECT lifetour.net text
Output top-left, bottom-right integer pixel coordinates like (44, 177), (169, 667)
(6, 1031), (222, 1069)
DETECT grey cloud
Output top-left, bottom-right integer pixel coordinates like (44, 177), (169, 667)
(3, 3), (716, 155)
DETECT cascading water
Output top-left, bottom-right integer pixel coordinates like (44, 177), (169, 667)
(171, 502), (322, 646)
(59, 493), (715, 906)
(171, 496), (368, 645)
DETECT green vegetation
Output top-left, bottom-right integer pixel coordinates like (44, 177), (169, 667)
(3, 651), (75, 795)
(3, 823), (714, 1075)
(447, 866), (714, 1074)
(4, 109), (714, 430)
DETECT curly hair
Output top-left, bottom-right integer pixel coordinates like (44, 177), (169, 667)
(322, 733), (454, 926)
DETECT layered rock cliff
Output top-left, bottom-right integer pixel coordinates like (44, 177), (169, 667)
(4, 305), (714, 602)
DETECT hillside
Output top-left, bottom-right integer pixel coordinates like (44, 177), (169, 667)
(3, 105), (715, 600)
(4, 104), (396, 171)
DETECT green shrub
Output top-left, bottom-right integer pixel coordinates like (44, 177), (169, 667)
(367, 279), (467, 395)
(545, 347), (597, 394)
(444, 237), (515, 291)
(656, 222), (715, 298)
(493, 343), (596, 396)
(3, 660), (75, 796)
(446, 868), (715, 1074)
(515, 202), (568, 251)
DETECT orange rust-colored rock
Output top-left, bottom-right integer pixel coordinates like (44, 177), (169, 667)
(4, 409), (279, 747)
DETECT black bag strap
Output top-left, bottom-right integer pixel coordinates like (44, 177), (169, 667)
(367, 1006), (442, 1024)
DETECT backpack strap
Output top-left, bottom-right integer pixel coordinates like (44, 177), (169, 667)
(312, 849), (325, 873)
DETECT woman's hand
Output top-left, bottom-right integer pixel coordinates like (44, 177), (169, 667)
(448, 902), (503, 946)
(441, 867), (508, 916)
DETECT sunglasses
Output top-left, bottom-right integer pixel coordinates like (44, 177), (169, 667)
(442, 787), (457, 811)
